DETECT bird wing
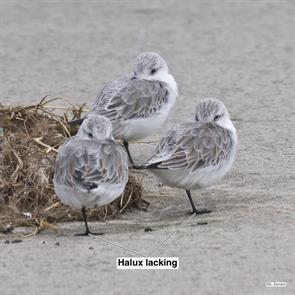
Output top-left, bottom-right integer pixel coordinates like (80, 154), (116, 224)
(94, 78), (169, 121)
(93, 75), (132, 109)
(146, 122), (234, 173)
(54, 138), (128, 191)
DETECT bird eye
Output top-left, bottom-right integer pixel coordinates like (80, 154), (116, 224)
(214, 115), (221, 121)
(150, 69), (157, 75)
(131, 72), (136, 80)
(88, 132), (93, 138)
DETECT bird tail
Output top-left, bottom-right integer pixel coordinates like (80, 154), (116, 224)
(133, 163), (166, 170)
(68, 118), (84, 126)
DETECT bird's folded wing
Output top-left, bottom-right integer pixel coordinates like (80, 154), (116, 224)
(96, 79), (169, 121)
(93, 75), (132, 109)
(54, 139), (128, 191)
(146, 122), (233, 173)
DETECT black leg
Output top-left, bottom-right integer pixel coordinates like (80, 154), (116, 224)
(123, 141), (134, 164)
(75, 206), (103, 236)
(82, 206), (91, 235)
(185, 190), (211, 215)
(123, 141), (141, 169)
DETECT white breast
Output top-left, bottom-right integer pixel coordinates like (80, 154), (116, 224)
(53, 181), (126, 209)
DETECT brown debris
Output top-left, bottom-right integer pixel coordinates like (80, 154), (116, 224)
(0, 97), (145, 235)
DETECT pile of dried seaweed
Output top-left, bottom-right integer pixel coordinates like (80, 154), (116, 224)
(0, 97), (145, 235)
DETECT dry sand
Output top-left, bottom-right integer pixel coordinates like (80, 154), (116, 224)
(0, 1), (294, 294)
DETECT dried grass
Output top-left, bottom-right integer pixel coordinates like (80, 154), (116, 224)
(0, 97), (146, 235)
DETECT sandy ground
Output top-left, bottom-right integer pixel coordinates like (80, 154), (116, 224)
(0, 0), (295, 294)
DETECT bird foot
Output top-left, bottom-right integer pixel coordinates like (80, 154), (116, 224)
(187, 208), (211, 215)
(74, 231), (104, 237)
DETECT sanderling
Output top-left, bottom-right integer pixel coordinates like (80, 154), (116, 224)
(71, 52), (178, 166)
(54, 114), (128, 235)
(146, 98), (237, 214)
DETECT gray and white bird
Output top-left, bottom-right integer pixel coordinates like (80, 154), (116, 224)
(71, 52), (178, 166)
(54, 114), (128, 235)
(146, 98), (237, 214)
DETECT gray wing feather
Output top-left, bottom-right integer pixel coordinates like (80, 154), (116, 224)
(93, 78), (168, 121)
(147, 122), (233, 173)
(54, 138), (128, 190)
(93, 75), (132, 109)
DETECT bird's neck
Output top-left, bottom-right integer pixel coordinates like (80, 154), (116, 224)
(219, 118), (237, 139)
(153, 71), (178, 98)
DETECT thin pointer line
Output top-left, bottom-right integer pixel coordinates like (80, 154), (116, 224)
(89, 213), (195, 258)
(89, 234), (144, 257)
(145, 213), (196, 257)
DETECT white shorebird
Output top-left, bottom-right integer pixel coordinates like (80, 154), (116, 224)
(71, 52), (178, 166)
(146, 98), (237, 214)
(54, 114), (128, 235)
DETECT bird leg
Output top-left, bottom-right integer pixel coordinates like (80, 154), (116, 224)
(75, 206), (103, 236)
(123, 141), (140, 169)
(185, 190), (211, 215)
